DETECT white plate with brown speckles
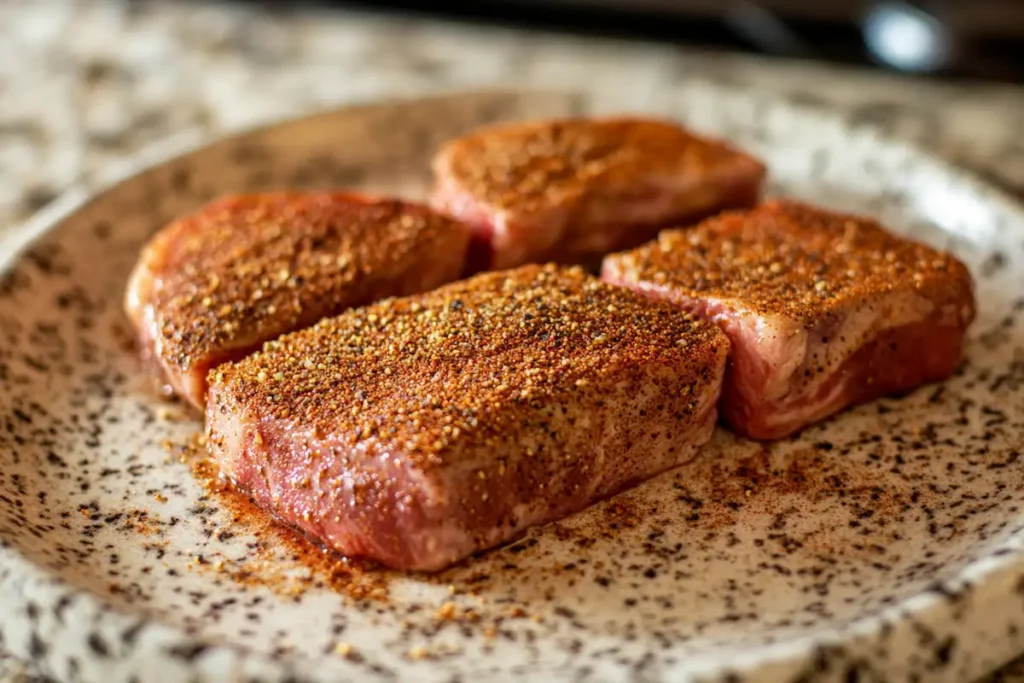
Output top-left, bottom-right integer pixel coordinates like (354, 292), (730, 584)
(0, 88), (1022, 683)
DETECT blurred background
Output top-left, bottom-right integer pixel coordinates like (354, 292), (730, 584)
(330, 0), (1024, 80)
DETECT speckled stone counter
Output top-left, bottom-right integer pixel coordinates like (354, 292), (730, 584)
(1, 1), (1023, 681)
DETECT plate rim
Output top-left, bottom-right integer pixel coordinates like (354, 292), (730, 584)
(0, 85), (1022, 683)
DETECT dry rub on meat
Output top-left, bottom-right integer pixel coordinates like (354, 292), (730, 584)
(603, 200), (975, 440)
(206, 265), (729, 571)
(429, 117), (766, 272)
(125, 192), (469, 409)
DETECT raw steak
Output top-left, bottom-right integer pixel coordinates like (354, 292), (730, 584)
(602, 200), (975, 440)
(429, 117), (766, 272)
(125, 192), (470, 409)
(206, 265), (729, 571)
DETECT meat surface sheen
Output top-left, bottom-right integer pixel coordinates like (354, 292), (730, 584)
(125, 192), (470, 409)
(602, 200), (976, 440)
(206, 265), (729, 571)
(430, 117), (766, 272)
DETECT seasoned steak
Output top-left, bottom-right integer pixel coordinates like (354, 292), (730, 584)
(206, 265), (729, 571)
(429, 117), (766, 272)
(603, 200), (975, 440)
(125, 192), (470, 409)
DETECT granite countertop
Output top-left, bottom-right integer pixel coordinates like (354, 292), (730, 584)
(1, 1), (1023, 681)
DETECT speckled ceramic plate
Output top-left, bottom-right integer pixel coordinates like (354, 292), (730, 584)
(0, 88), (1022, 683)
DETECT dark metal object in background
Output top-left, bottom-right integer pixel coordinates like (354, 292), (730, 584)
(293, 0), (1024, 81)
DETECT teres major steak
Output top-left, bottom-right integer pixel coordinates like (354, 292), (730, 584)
(430, 117), (766, 272)
(206, 265), (729, 571)
(125, 192), (470, 409)
(602, 200), (975, 440)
